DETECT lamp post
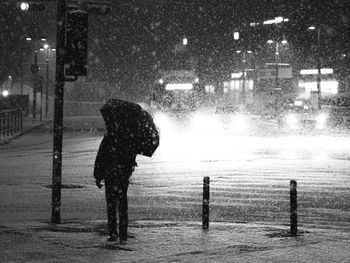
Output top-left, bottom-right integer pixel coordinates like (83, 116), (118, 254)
(308, 26), (322, 109)
(42, 44), (55, 118)
(267, 39), (287, 91)
(26, 37), (47, 120)
(234, 31), (253, 106)
(236, 50), (252, 105)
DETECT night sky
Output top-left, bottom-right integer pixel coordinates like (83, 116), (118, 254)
(1, 0), (349, 95)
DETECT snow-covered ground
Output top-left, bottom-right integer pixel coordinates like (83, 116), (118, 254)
(1, 121), (350, 262)
(1, 117), (349, 230)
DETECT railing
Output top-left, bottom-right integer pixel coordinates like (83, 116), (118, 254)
(0, 109), (23, 141)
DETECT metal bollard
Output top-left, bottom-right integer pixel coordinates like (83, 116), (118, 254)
(290, 180), (297, 236)
(202, 176), (210, 230)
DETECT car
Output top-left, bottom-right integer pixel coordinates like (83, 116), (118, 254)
(277, 100), (329, 132)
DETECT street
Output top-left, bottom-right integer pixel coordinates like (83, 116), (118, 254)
(1, 125), (349, 232)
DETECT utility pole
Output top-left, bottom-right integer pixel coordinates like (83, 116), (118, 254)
(45, 48), (49, 118)
(242, 52), (246, 105)
(275, 42), (279, 91)
(32, 51), (39, 120)
(316, 27), (322, 109)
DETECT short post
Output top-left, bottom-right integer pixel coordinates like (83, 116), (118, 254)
(290, 180), (297, 236)
(202, 176), (210, 230)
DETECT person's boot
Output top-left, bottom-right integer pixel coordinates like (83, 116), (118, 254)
(119, 238), (127, 245)
(106, 233), (118, 242)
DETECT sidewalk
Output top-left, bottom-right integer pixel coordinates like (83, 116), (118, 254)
(1, 115), (105, 144)
(0, 220), (349, 262)
(22, 117), (53, 133)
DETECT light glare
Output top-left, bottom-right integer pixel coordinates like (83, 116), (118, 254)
(316, 113), (328, 129)
(286, 114), (298, 130)
(165, 83), (193, 91)
(2, 90), (9, 97)
(20, 2), (29, 11)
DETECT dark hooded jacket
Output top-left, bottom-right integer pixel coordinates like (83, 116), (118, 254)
(93, 132), (137, 182)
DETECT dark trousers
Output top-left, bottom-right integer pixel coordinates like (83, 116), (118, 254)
(105, 177), (129, 241)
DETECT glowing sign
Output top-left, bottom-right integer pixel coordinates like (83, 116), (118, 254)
(300, 68), (334, 75)
(263, 16), (288, 25)
(165, 83), (193, 91)
(231, 72), (243, 79)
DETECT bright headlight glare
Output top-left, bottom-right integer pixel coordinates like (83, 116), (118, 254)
(286, 113), (298, 129)
(191, 113), (220, 134)
(154, 113), (172, 131)
(316, 113), (328, 129)
(231, 114), (248, 130)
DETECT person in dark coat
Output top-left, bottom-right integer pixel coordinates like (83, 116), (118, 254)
(94, 122), (137, 244)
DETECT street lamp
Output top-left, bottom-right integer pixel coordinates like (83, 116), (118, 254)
(308, 25), (322, 109)
(26, 37), (47, 120)
(42, 44), (55, 118)
(267, 39), (288, 91)
(235, 49), (254, 106)
(233, 31), (252, 106)
(20, 2), (29, 11)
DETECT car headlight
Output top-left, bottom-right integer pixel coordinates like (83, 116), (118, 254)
(230, 113), (248, 132)
(2, 90), (9, 97)
(154, 112), (172, 132)
(190, 113), (220, 134)
(286, 113), (298, 129)
(316, 113), (328, 129)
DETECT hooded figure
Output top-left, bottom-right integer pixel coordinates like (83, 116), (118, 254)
(94, 119), (137, 244)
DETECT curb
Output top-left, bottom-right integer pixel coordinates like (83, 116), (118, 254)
(0, 119), (53, 145)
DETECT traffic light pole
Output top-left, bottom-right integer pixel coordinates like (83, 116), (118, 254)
(51, 0), (66, 224)
(50, 0), (110, 224)
(32, 51), (38, 120)
(316, 28), (322, 109)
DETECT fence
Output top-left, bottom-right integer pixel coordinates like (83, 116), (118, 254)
(0, 109), (23, 141)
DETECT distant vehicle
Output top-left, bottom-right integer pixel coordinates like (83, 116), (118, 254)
(215, 105), (239, 114)
(151, 70), (205, 113)
(213, 104), (254, 134)
(277, 100), (329, 131)
(323, 106), (350, 128)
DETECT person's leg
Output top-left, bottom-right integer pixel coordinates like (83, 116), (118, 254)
(105, 180), (118, 240)
(117, 179), (129, 242)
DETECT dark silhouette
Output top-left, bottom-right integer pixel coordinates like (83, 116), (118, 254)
(94, 134), (137, 244)
(94, 98), (159, 245)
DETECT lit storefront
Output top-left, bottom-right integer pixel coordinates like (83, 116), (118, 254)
(298, 68), (338, 98)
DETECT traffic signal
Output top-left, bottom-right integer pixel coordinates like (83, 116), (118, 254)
(65, 10), (88, 77)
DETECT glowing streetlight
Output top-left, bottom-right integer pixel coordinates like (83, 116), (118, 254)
(308, 25), (322, 108)
(40, 43), (55, 118)
(267, 39), (288, 91)
(2, 90), (9, 97)
(20, 2), (29, 11)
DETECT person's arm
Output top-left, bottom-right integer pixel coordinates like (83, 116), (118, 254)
(93, 136), (110, 188)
